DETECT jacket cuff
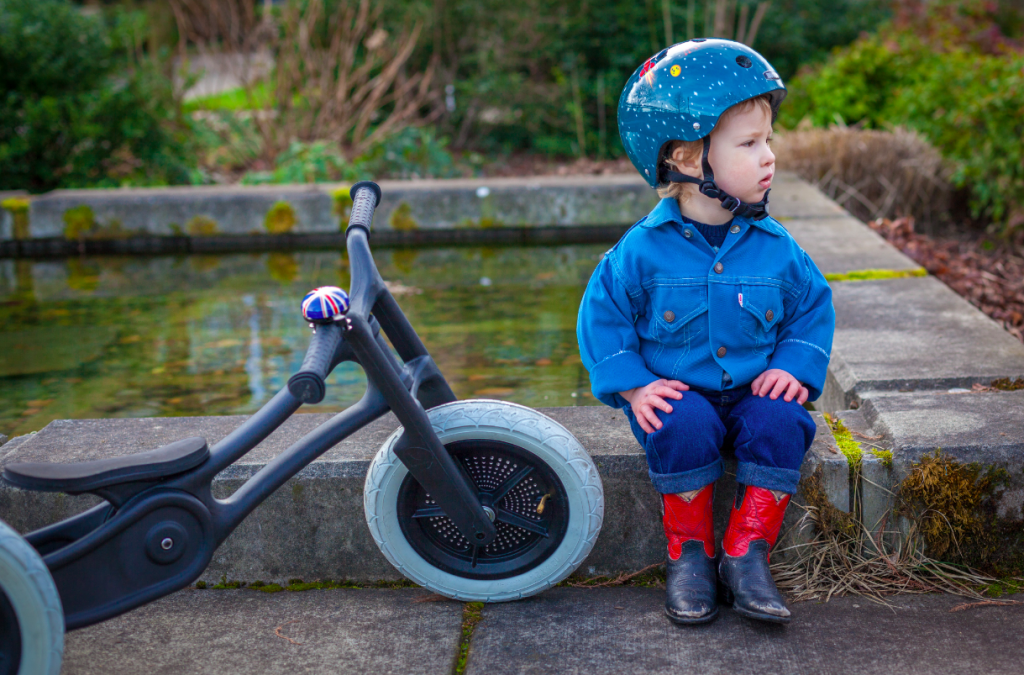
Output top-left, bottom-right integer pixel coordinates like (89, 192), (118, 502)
(768, 339), (830, 401)
(590, 350), (659, 408)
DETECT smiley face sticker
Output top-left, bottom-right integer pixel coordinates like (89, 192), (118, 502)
(670, 65), (681, 77)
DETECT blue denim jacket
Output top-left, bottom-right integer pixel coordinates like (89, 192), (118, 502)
(577, 198), (835, 408)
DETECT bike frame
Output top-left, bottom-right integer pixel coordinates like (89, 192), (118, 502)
(17, 183), (498, 631)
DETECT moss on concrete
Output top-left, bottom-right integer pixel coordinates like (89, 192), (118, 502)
(265, 201), (298, 234)
(454, 602), (484, 675)
(799, 466), (858, 540)
(63, 205), (96, 240)
(870, 449), (893, 469)
(899, 451), (1024, 576)
(186, 215), (219, 236)
(332, 186), (353, 224)
(2, 197), (30, 240)
(990, 377), (1024, 391)
(389, 202), (418, 231)
(824, 413), (863, 471)
(824, 267), (927, 282)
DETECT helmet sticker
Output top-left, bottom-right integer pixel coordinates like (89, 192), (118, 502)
(670, 65), (681, 77)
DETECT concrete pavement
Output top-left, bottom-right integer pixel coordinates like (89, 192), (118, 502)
(61, 586), (1024, 675)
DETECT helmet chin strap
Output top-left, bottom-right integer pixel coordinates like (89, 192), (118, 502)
(662, 136), (771, 221)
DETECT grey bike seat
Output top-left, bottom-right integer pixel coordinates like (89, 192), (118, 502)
(2, 437), (209, 494)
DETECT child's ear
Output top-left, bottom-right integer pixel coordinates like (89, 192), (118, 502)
(670, 145), (702, 177)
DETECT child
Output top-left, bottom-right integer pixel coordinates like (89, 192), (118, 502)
(577, 39), (834, 625)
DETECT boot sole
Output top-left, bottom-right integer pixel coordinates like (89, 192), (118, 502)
(665, 606), (719, 625)
(732, 603), (791, 624)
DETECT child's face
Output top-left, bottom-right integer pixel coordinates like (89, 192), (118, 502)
(707, 105), (775, 205)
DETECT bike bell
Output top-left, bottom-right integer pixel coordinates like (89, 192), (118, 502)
(301, 286), (350, 323)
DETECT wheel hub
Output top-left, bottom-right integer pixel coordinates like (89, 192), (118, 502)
(397, 439), (570, 580)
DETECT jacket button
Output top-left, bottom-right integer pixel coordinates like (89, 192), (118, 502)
(714, 262), (724, 273)
(730, 225), (740, 234)
(664, 310), (675, 322)
(766, 309), (774, 322)
(717, 346), (727, 357)
(683, 229), (692, 238)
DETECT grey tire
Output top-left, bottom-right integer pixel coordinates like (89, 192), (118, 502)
(364, 399), (604, 602)
(0, 518), (63, 675)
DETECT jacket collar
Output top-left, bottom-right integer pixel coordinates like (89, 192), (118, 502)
(640, 198), (786, 236)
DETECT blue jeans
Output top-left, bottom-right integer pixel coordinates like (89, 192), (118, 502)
(623, 386), (815, 495)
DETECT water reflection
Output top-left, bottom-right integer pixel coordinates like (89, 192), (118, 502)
(0, 246), (605, 438)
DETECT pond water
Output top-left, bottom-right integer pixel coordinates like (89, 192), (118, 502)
(0, 246), (606, 439)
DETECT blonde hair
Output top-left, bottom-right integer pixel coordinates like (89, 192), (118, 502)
(656, 94), (774, 202)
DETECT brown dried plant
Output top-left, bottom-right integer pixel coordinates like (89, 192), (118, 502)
(772, 124), (954, 234)
(171, 0), (438, 163)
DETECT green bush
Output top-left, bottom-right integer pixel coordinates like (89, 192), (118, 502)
(241, 141), (359, 185)
(386, 0), (891, 158)
(0, 0), (196, 192)
(357, 127), (458, 179)
(781, 30), (1024, 233)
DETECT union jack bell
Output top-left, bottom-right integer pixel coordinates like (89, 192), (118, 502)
(301, 286), (350, 323)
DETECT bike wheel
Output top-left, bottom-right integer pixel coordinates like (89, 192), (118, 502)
(364, 400), (604, 601)
(0, 519), (63, 675)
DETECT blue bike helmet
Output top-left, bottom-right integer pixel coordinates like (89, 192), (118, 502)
(618, 38), (787, 220)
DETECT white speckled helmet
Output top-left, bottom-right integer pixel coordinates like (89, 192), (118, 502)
(618, 38), (786, 219)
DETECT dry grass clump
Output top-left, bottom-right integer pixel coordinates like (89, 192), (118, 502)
(773, 124), (953, 233)
(771, 468), (1003, 605)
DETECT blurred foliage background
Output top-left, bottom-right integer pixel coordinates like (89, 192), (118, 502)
(1, 0), (1023, 235)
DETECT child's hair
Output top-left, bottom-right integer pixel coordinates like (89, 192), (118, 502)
(656, 94), (774, 203)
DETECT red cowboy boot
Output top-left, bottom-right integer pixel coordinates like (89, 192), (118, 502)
(662, 483), (717, 624)
(717, 484), (792, 623)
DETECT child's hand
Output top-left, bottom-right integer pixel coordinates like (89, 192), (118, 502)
(751, 369), (809, 405)
(620, 379), (689, 434)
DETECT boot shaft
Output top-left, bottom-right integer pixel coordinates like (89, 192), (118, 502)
(722, 485), (790, 559)
(662, 483), (715, 560)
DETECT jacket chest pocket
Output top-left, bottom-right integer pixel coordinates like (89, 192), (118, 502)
(740, 285), (785, 340)
(650, 287), (708, 349)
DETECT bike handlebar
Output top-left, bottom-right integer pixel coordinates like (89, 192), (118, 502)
(289, 180), (383, 404)
(346, 181), (382, 235)
(287, 322), (343, 404)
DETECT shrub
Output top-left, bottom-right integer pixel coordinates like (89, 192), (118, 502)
(242, 141), (359, 185)
(773, 126), (953, 232)
(780, 2), (1024, 235)
(0, 0), (196, 192)
(356, 127), (458, 180)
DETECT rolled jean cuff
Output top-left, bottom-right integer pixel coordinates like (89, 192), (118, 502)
(736, 462), (802, 494)
(649, 457), (724, 495)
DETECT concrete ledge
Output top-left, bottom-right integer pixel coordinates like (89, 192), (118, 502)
(821, 276), (1024, 413)
(5, 172), (845, 248)
(782, 215), (921, 276)
(0, 407), (844, 581)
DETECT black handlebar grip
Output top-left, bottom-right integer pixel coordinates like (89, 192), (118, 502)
(288, 322), (343, 404)
(346, 181), (382, 234)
